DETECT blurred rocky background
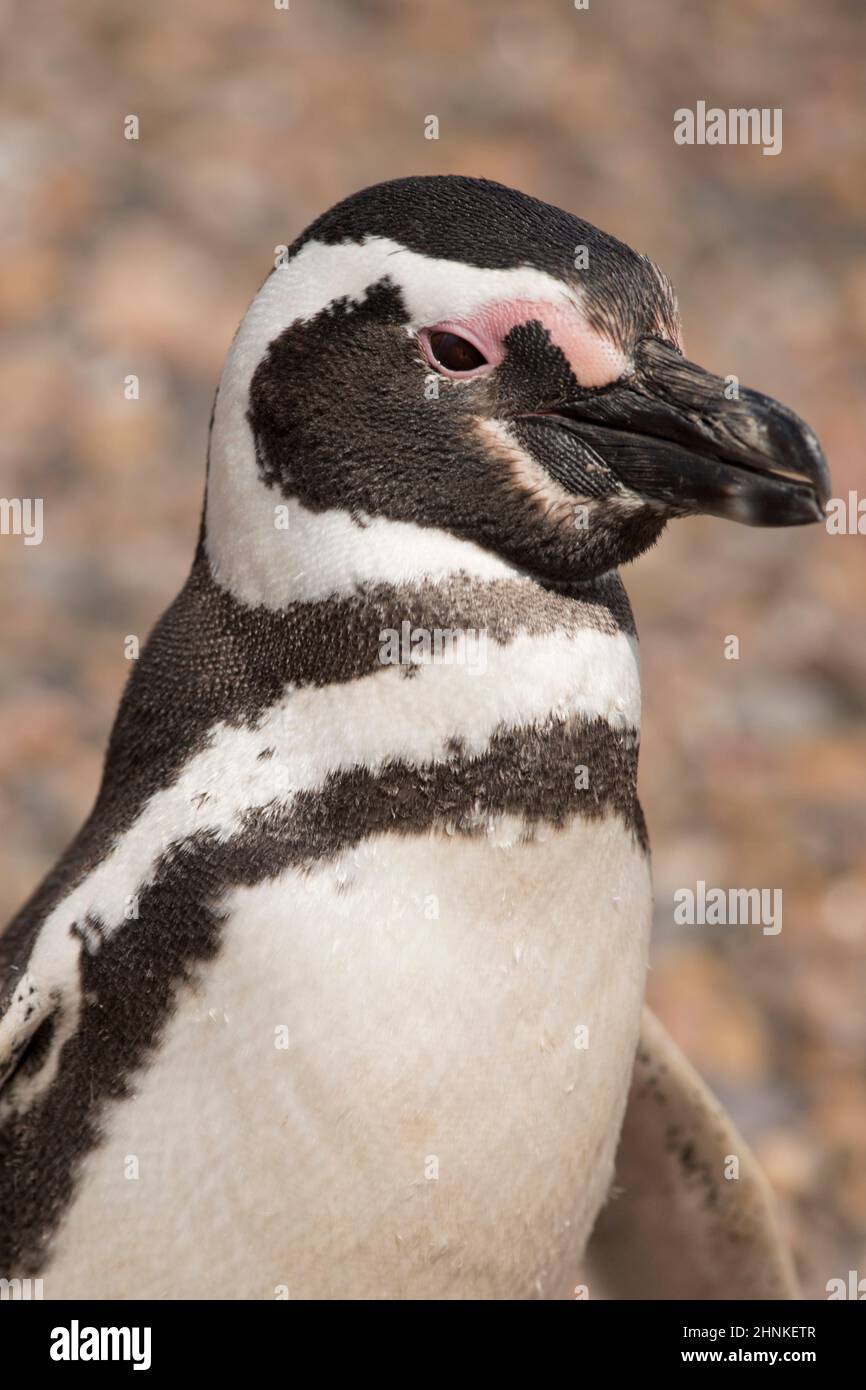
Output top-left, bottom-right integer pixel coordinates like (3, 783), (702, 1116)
(0, 0), (864, 1297)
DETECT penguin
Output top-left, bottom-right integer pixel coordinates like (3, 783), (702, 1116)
(0, 176), (829, 1301)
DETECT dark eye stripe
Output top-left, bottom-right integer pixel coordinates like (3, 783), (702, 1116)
(428, 331), (487, 372)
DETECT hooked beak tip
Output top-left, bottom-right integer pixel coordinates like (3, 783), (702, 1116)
(531, 340), (832, 530)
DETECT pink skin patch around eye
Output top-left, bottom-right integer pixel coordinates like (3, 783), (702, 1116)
(418, 298), (632, 387)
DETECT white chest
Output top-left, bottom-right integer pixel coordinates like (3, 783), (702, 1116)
(43, 812), (650, 1300)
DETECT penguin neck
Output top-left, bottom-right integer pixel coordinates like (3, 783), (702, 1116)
(157, 409), (644, 821)
(192, 522), (635, 653)
(197, 405), (639, 682)
(202, 432), (634, 619)
(93, 535), (641, 877)
(197, 470), (638, 662)
(203, 460), (523, 614)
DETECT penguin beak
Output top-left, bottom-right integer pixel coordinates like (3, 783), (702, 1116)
(530, 338), (830, 526)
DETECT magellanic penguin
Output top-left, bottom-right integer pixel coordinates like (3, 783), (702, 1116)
(0, 177), (829, 1301)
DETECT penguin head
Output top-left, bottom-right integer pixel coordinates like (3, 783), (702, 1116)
(205, 176), (830, 601)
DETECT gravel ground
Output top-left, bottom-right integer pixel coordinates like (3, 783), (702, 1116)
(1, 0), (864, 1297)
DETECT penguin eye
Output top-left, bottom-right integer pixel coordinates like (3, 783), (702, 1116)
(427, 331), (488, 373)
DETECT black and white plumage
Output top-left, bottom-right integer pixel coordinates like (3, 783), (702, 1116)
(0, 176), (828, 1299)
